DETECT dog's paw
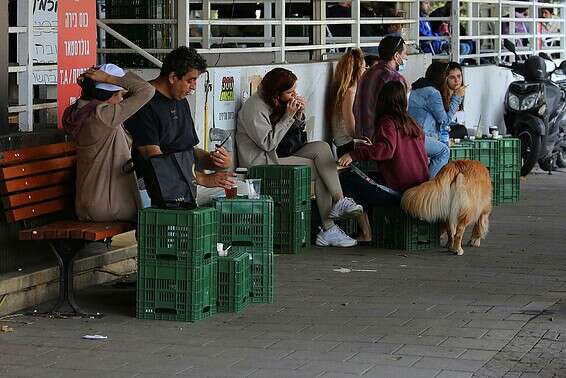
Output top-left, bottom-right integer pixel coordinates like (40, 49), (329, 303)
(469, 239), (481, 247)
(449, 246), (464, 255)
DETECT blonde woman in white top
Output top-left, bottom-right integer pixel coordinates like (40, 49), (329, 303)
(329, 49), (372, 242)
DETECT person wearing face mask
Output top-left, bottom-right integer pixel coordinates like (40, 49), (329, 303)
(62, 64), (155, 222)
(124, 47), (235, 207)
(353, 35), (410, 139)
(237, 68), (364, 248)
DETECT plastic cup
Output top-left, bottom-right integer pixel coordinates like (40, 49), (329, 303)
(224, 185), (237, 199)
(246, 179), (261, 199)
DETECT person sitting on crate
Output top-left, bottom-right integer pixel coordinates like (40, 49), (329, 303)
(62, 64), (155, 222)
(236, 67), (363, 248)
(328, 49), (373, 242)
(338, 81), (430, 237)
(125, 47), (236, 208)
(408, 62), (464, 176)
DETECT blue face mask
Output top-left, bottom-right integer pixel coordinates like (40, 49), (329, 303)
(398, 58), (408, 72)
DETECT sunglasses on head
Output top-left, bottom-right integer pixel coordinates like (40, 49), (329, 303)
(394, 37), (404, 51)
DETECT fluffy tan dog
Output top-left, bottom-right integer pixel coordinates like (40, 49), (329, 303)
(400, 160), (492, 255)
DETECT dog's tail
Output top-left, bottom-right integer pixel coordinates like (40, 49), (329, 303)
(401, 162), (464, 222)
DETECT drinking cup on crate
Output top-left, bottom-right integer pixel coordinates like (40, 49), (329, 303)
(225, 185), (237, 199)
(246, 179), (261, 199)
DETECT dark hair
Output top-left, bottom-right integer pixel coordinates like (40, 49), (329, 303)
(378, 36), (405, 61)
(79, 77), (118, 101)
(259, 68), (297, 124)
(425, 61), (448, 90)
(364, 54), (380, 67)
(160, 46), (207, 79)
(375, 81), (423, 138)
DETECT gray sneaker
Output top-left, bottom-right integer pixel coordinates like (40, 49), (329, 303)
(328, 197), (363, 219)
(315, 225), (357, 247)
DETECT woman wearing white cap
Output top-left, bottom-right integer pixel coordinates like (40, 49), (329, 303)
(62, 64), (155, 222)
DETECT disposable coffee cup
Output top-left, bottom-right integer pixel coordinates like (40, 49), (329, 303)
(246, 179), (261, 199)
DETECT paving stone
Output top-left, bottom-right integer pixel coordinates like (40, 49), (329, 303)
(345, 352), (421, 367)
(297, 360), (375, 375)
(458, 350), (499, 361)
(435, 370), (473, 378)
(423, 327), (489, 338)
(464, 320), (527, 330)
(362, 365), (441, 378)
(378, 335), (448, 346)
(440, 336), (509, 350)
(329, 342), (403, 354)
(395, 345), (467, 359)
(412, 357), (486, 371)
(268, 340), (341, 352)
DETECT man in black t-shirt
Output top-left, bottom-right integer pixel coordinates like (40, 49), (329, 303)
(125, 47), (235, 205)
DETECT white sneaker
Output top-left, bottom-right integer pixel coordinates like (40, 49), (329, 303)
(315, 225), (358, 247)
(328, 197), (363, 219)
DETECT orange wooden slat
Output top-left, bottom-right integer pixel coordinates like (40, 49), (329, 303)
(0, 170), (73, 195)
(83, 223), (133, 241)
(0, 142), (76, 166)
(1, 185), (71, 209)
(0, 156), (76, 180)
(6, 198), (69, 223)
(19, 220), (133, 241)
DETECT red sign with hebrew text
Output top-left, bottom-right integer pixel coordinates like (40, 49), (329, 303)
(57, 0), (97, 128)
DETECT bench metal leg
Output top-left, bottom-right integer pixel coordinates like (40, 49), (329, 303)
(42, 241), (103, 318)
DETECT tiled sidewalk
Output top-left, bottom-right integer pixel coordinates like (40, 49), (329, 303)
(1, 169), (565, 378)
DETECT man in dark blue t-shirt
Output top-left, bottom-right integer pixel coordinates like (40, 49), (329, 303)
(125, 47), (235, 205)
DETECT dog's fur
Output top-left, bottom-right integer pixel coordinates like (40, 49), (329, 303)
(400, 160), (492, 255)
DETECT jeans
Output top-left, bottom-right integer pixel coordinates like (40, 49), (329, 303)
(425, 136), (449, 178)
(339, 170), (400, 210)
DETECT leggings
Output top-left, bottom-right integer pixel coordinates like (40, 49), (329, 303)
(280, 141), (343, 229)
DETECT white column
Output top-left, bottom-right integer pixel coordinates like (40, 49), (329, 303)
(17, 0), (33, 132)
(177, 0), (189, 46)
(275, 0), (286, 63)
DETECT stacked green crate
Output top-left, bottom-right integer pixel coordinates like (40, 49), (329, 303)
(471, 138), (500, 205)
(217, 250), (251, 313)
(372, 205), (440, 251)
(136, 207), (218, 322)
(214, 196), (274, 303)
(248, 165), (311, 254)
(449, 143), (474, 161)
(498, 138), (521, 203)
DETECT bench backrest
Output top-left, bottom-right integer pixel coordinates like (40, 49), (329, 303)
(0, 142), (76, 223)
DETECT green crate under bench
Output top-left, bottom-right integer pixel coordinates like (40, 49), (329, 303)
(273, 203), (310, 254)
(214, 196), (274, 304)
(498, 170), (521, 203)
(372, 205), (440, 251)
(449, 144), (474, 161)
(217, 250), (251, 313)
(248, 165), (311, 208)
(137, 207), (217, 266)
(137, 256), (217, 322)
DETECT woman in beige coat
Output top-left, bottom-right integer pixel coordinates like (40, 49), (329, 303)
(62, 64), (155, 222)
(236, 68), (363, 248)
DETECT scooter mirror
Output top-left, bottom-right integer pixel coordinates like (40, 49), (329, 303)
(503, 39), (516, 54)
(560, 61), (566, 75)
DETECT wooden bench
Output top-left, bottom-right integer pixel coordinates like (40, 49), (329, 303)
(0, 142), (134, 316)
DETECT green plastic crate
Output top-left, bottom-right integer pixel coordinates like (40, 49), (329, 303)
(473, 138), (500, 173)
(372, 205), (440, 251)
(217, 250), (251, 313)
(449, 144), (474, 161)
(498, 138), (521, 171)
(137, 207), (217, 266)
(248, 250), (274, 303)
(136, 256), (217, 322)
(498, 170), (520, 203)
(248, 165), (311, 207)
(214, 196), (274, 255)
(273, 204), (310, 254)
